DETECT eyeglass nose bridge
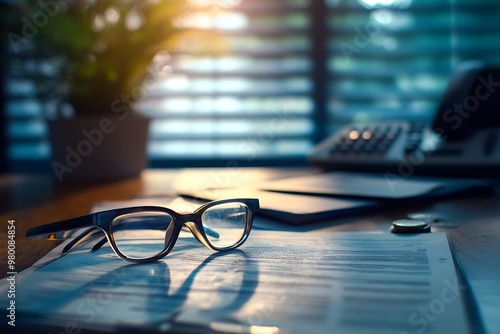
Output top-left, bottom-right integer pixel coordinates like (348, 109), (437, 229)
(181, 212), (214, 250)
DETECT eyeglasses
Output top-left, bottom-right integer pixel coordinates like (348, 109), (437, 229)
(26, 198), (259, 262)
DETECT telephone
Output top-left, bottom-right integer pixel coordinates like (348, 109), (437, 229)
(308, 62), (500, 178)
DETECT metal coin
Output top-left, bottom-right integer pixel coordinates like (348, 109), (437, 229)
(391, 219), (431, 234)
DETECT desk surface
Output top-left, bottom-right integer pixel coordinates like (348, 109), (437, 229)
(1, 167), (499, 333)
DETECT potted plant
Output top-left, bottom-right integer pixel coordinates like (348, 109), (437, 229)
(4, 0), (223, 182)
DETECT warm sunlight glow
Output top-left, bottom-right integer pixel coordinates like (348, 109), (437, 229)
(188, 0), (242, 8)
(126, 11), (144, 31)
(104, 7), (120, 24)
(92, 14), (105, 31)
(178, 12), (248, 30)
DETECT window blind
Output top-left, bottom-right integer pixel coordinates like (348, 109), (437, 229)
(326, 0), (500, 134)
(3, 0), (500, 172)
(140, 0), (314, 165)
(3, 0), (315, 171)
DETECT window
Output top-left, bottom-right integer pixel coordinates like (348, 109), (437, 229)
(3, 0), (500, 172)
(327, 0), (500, 132)
(141, 0), (315, 166)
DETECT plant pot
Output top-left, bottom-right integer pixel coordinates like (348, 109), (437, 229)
(48, 113), (150, 182)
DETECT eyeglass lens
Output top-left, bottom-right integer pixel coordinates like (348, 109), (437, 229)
(111, 211), (175, 260)
(201, 203), (249, 248)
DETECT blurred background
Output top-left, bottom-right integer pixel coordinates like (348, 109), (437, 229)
(2, 0), (500, 174)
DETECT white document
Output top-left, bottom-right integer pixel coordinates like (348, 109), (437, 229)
(1, 230), (473, 334)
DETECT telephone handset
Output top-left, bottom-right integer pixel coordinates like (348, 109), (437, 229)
(308, 62), (500, 177)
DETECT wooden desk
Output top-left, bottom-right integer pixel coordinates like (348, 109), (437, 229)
(1, 168), (499, 333)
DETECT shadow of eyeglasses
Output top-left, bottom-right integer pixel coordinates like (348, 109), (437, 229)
(17, 247), (259, 334)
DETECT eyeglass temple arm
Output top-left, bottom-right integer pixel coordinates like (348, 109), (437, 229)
(26, 214), (96, 240)
(202, 226), (220, 239)
(91, 236), (108, 252)
(62, 227), (102, 254)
